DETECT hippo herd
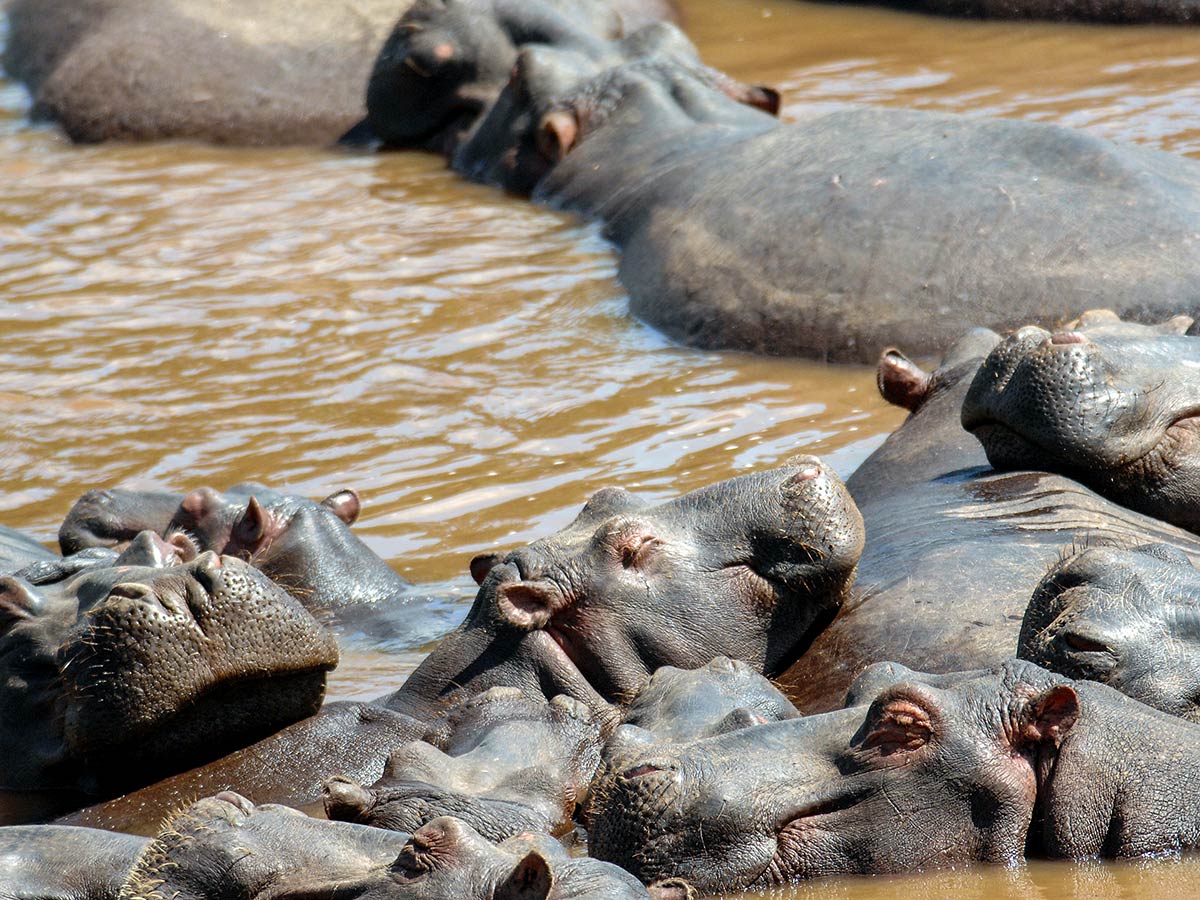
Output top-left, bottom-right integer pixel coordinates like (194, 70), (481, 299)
(5, 0), (1200, 897)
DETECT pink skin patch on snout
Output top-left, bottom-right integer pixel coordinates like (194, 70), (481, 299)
(433, 43), (455, 61)
(623, 764), (667, 779)
(1050, 331), (1088, 346)
(796, 467), (821, 481)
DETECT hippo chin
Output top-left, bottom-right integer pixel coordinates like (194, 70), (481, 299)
(449, 27), (1200, 362)
(962, 312), (1200, 535)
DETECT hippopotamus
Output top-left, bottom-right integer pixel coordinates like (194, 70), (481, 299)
(0, 525), (58, 573)
(59, 459), (863, 834)
(114, 792), (686, 899)
(0, 535), (337, 814)
(0, 825), (148, 899)
(2, 0), (675, 145)
(1019, 542), (1200, 721)
(323, 688), (602, 841)
(961, 313), (1200, 534)
(590, 659), (1200, 891)
(776, 323), (1200, 712)
(448, 31), (1200, 362)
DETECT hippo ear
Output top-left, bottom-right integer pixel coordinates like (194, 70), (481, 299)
(876, 348), (931, 412)
(858, 686), (937, 756)
(494, 581), (563, 631)
(537, 110), (579, 162)
(0, 576), (43, 633)
(1014, 685), (1079, 750)
(1188, 318), (1200, 337)
(496, 851), (553, 900)
(470, 551), (505, 585)
(722, 82), (781, 116)
(321, 489), (361, 525)
(232, 496), (269, 551)
(649, 879), (700, 900)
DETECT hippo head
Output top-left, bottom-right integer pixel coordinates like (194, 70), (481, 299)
(961, 311), (1200, 533)
(453, 28), (780, 194)
(362, 0), (619, 152)
(590, 662), (1077, 892)
(324, 688), (603, 841)
(0, 538), (338, 791)
(1020, 542), (1200, 720)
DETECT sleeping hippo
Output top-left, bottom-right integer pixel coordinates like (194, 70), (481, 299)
(58, 458), (863, 833)
(0, 534), (337, 813)
(962, 312), (1200, 534)
(0, 825), (148, 899)
(777, 321), (1200, 712)
(590, 659), (1200, 891)
(448, 29), (1200, 362)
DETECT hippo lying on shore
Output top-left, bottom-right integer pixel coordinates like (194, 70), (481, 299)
(592, 659), (1200, 891)
(59, 459), (863, 833)
(0, 534), (337, 815)
(447, 29), (1200, 362)
(962, 313), (1200, 534)
(777, 321), (1200, 711)
(2, 0), (674, 145)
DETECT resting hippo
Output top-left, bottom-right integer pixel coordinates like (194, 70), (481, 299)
(324, 689), (602, 841)
(0, 825), (148, 899)
(2, 0), (674, 145)
(1019, 542), (1200, 721)
(117, 792), (680, 899)
(591, 659), (1200, 891)
(0, 538), (337, 810)
(962, 313), (1200, 534)
(60, 459), (862, 833)
(0, 525), (58, 573)
(776, 324), (1200, 711)
(451, 34), (1200, 362)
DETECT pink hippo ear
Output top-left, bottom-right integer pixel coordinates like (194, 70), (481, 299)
(649, 878), (700, 900)
(320, 489), (361, 525)
(0, 576), (43, 634)
(470, 551), (505, 586)
(496, 851), (553, 900)
(1015, 685), (1079, 750)
(876, 348), (932, 412)
(231, 496), (271, 555)
(537, 110), (580, 162)
(859, 686), (938, 757)
(734, 84), (782, 116)
(494, 580), (566, 631)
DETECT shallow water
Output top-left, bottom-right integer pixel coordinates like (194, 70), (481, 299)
(2, 0), (1200, 891)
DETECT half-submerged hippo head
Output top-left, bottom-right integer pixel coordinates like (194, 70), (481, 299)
(1020, 542), (1200, 720)
(590, 662), (1076, 892)
(324, 688), (603, 841)
(0, 541), (338, 792)
(396, 458), (862, 719)
(961, 311), (1200, 533)
(360, 0), (620, 152)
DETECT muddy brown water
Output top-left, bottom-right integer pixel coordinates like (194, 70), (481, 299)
(2, 0), (1200, 892)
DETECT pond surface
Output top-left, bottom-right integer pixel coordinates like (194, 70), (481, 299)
(1, 0), (1199, 892)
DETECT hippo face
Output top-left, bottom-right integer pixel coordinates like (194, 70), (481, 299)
(1020, 542), (1200, 720)
(324, 688), (603, 841)
(590, 665), (1078, 891)
(961, 313), (1200, 533)
(364, 0), (618, 152)
(472, 458), (863, 703)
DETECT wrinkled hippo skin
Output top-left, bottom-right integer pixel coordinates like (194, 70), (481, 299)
(0, 541), (337, 808)
(0, 825), (147, 899)
(1019, 542), (1200, 721)
(591, 659), (1200, 891)
(117, 792), (668, 899)
(60, 459), (861, 833)
(962, 313), (1200, 534)
(324, 688), (602, 841)
(777, 326), (1200, 712)
(455, 35), (1200, 362)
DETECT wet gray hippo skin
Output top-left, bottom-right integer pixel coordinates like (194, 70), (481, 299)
(606, 656), (801, 759)
(0, 825), (147, 899)
(324, 689), (602, 841)
(777, 328), (1200, 712)
(0, 525), (58, 573)
(116, 793), (672, 900)
(591, 659), (1200, 892)
(962, 314), (1200, 534)
(60, 459), (861, 834)
(0, 540), (337, 814)
(1019, 542), (1200, 721)
(456, 39), (1200, 362)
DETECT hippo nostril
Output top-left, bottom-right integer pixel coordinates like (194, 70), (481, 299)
(109, 582), (154, 603)
(622, 763), (674, 780)
(1050, 331), (1088, 346)
(190, 551), (223, 592)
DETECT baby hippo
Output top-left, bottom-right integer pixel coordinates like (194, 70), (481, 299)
(1019, 542), (1200, 720)
(607, 656), (801, 759)
(324, 688), (603, 841)
(962, 311), (1200, 534)
(118, 792), (681, 900)
(0, 533), (338, 800)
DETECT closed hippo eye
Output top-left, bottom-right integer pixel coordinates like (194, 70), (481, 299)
(620, 536), (662, 569)
(1063, 632), (1112, 654)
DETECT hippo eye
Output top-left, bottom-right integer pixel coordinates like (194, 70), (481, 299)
(620, 536), (662, 569)
(390, 844), (432, 881)
(1063, 632), (1111, 654)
